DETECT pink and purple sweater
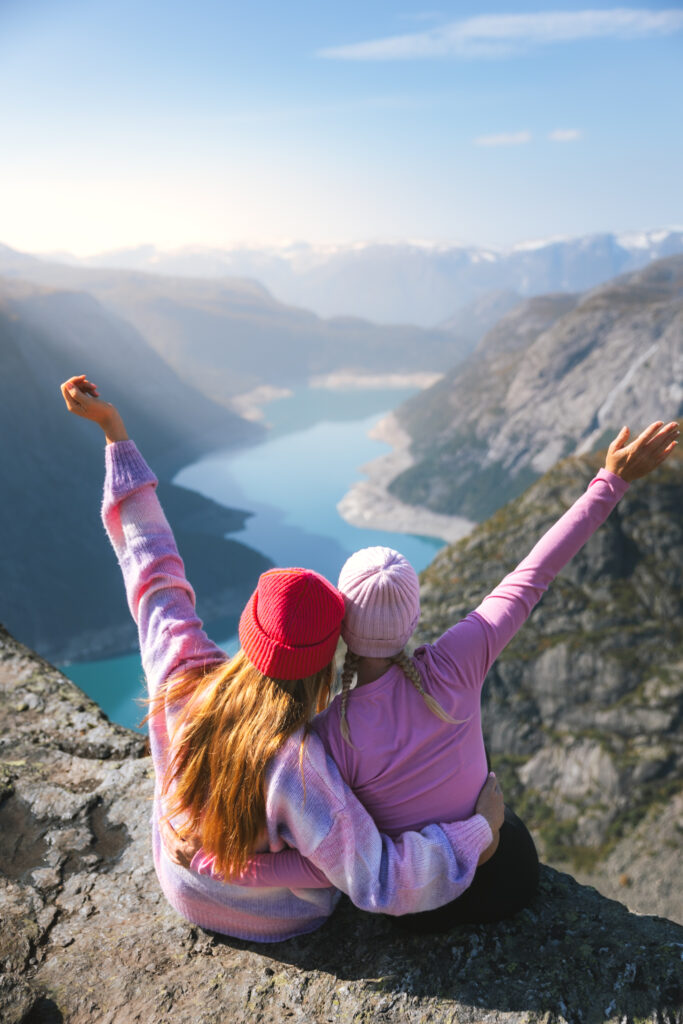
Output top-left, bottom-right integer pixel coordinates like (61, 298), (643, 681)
(102, 441), (493, 942)
(240, 464), (630, 886)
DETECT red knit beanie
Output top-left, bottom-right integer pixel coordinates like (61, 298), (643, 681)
(239, 568), (345, 680)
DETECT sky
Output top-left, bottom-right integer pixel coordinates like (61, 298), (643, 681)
(1, 0), (682, 255)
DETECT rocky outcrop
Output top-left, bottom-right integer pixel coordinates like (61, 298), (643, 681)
(2, 625), (682, 1024)
(416, 444), (682, 921)
(389, 256), (683, 520)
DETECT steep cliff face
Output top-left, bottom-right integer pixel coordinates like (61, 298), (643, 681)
(390, 256), (683, 520)
(416, 445), (682, 916)
(1, 625), (681, 1024)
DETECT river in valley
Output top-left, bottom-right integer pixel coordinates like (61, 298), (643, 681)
(61, 386), (445, 730)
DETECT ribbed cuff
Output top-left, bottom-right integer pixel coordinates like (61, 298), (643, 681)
(104, 440), (157, 501)
(441, 813), (493, 857)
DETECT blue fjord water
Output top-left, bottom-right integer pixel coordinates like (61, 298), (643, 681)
(61, 387), (445, 730)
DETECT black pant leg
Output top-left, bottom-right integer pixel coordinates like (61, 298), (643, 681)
(393, 807), (539, 934)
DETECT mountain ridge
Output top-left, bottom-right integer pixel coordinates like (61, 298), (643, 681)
(0, 254), (475, 402)
(387, 254), (683, 521)
(20, 226), (683, 326)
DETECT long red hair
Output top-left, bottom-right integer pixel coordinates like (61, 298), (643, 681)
(150, 650), (333, 876)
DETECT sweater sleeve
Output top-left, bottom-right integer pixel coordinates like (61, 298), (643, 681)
(430, 468), (630, 686)
(263, 732), (493, 913)
(101, 440), (226, 697)
(192, 848), (333, 889)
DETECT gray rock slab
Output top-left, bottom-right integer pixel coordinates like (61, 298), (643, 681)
(1, 625), (682, 1024)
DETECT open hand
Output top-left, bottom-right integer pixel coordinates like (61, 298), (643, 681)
(60, 375), (129, 443)
(605, 421), (679, 482)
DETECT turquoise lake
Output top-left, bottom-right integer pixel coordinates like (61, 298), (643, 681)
(61, 387), (445, 730)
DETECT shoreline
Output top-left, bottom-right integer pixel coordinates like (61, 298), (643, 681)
(228, 372), (444, 422)
(309, 370), (443, 391)
(337, 412), (475, 546)
(229, 385), (293, 422)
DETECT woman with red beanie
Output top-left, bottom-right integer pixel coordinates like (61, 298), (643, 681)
(60, 374), (501, 942)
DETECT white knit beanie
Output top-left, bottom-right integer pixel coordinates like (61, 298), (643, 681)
(337, 547), (420, 657)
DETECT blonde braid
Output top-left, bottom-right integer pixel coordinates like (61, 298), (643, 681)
(339, 649), (360, 747)
(389, 650), (465, 725)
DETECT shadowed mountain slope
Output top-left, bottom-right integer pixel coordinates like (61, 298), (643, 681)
(0, 251), (475, 403)
(0, 280), (270, 662)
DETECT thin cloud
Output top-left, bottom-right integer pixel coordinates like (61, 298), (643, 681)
(548, 129), (582, 142)
(397, 11), (444, 23)
(475, 131), (532, 147)
(318, 9), (683, 60)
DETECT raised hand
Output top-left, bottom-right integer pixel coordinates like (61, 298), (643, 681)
(605, 421), (679, 482)
(60, 375), (129, 443)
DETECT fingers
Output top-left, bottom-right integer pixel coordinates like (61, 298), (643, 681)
(60, 374), (101, 416)
(60, 380), (83, 414)
(632, 421), (679, 457)
(61, 382), (91, 416)
(608, 425), (630, 453)
(488, 770), (502, 795)
(648, 424), (679, 464)
(61, 375), (98, 403)
(629, 420), (665, 449)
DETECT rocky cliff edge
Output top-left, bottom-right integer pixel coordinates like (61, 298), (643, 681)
(1, 625), (681, 1024)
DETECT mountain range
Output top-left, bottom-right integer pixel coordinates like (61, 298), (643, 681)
(35, 227), (683, 326)
(0, 246), (474, 403)
(1, 235), (680, 921)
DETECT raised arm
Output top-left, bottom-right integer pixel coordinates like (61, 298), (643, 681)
(432, 420), (679, 683)
(61, 376), (225, 696)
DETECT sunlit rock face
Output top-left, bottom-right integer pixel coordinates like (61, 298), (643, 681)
(389, 255), (683, 521)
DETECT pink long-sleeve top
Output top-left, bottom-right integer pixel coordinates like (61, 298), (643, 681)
(312, 467), (630, 836)
(102, 441), (493, 942)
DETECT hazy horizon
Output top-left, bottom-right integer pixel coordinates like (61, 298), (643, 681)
(7, 223), (683, 264)
(2, 1), (682, 257)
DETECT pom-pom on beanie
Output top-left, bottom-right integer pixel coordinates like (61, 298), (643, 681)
(239, 568), (345, 680)
(338, 547), (420, 657)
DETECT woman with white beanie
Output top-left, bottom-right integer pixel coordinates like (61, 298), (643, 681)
(310, 419), (678, 930)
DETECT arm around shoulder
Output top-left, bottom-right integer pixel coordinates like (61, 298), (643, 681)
(265, 732), (492, 915)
